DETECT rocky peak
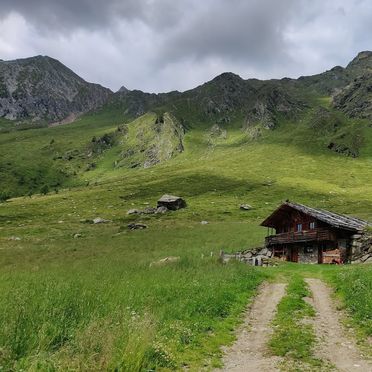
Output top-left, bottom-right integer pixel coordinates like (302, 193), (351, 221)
(117, 85), (130, 94)
(346, 50), (372, 72)
(0, 55), (112, 123)
(210, 72), (244, 89)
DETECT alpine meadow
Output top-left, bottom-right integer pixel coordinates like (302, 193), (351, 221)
(1, 14), (372, 371)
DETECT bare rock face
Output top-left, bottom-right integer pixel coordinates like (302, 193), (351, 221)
(0, 55), (112, 123)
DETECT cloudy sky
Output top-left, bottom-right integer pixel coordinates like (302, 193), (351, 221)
(0, 0), (372, 92)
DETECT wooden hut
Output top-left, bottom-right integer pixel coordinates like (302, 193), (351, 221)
(261, 201), (368, 264)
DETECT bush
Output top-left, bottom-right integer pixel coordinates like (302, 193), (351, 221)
(0, 191), (11, 202)
(40, 185), (49, 195)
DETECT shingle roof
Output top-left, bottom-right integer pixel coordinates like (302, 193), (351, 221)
(261, 201), (368, 231)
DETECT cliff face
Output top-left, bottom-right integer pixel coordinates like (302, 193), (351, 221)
(0, 56), (112, 123)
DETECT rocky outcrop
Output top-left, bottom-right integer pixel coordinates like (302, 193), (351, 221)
(332, 73), (372, 119)
(116, 112), (184, 169)
(0, 56), (112, 123)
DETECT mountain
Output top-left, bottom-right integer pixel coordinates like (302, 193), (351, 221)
(2, 51), (372, 128)
(1, 51), (372, 198)
(0, 55), (112, 124)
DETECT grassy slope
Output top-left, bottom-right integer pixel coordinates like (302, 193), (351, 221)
(1, 102), (372, 369)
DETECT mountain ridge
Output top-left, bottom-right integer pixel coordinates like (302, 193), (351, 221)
(1, 51), (372, 127)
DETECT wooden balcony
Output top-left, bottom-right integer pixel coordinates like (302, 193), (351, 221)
(265, 228), (336, 245)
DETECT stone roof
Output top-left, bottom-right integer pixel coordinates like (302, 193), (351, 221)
(261, 201), (368, 232)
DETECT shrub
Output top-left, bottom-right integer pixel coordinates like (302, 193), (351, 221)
(40, 185), (49, 195)
(0, 191), (11, 202)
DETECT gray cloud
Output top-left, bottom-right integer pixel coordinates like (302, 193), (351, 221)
(161, 0), (297, 66)
(0, 0), (371, 92)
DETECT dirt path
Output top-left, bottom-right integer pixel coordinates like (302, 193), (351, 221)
(217, 282), (286, 371)
(305, 278), (372, 372)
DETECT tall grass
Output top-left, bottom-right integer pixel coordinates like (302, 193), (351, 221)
(328, 265), (372, 336)
(0, 258), (263, 370)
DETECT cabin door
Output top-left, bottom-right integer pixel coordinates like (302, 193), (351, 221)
(291, 247), (298, 263)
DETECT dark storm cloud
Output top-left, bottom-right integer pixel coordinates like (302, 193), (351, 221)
(0, 0), (372, 92)
(0, 0), (182, 32)
(161, 0), (297, 67)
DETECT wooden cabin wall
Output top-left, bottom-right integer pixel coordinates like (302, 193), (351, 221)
(274, 209), (328, 233)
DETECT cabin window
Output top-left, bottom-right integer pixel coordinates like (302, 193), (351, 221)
(310, 221), (316, 229)
(297, 223), (302, 232)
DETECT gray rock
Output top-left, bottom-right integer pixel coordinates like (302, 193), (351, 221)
(156, 206), (168, 214)
(142, 207), (157, 214)
(73, 233), (82, 239)
(157, 194), (186, 210)
(201, 220), (209, 225)
(128, 223), (148, 230)
(260, 248), (269, 256)
(93, 217), (111, 224)
(240, 204), (252, 210)
(127, 209), (141, 215)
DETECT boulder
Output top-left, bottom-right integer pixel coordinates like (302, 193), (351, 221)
(128, 223), (148, 230)
(156, 206), (168, 214)
(260, 247), (268, 256)
(93, 217), (111, 224)
(149, 256), (180, 267)
(201, 220), (209, 225)
(157, 194), (186, 211)
(240, 204), (252, 210)
(127, 209), (141, 215)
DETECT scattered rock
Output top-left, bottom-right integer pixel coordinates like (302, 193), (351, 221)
(149, 256), (180, 267)
(127, 209), (141, 215)
(201, 220), (209, 225)
(93, 217), (111, 224)
(8, 236), (21, 241)
(128, 223), (148, 230)
(157, 194), (186, 211)
(156, 206), (168, 214)
(73, 233), (82, 239)
(240, 204), (252, 210)
(142, 207), (157, 214)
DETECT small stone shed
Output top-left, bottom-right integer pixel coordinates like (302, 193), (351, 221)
(157, 194), (186, 211)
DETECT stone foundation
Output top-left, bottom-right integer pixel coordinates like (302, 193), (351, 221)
(350, 233), (372, 263)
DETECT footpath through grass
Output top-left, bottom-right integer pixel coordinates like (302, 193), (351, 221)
(268, 275), (324, 370)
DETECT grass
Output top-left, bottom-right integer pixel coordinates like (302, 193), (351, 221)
(268, 275), (323, 370)
(327, 265), (372, 341)
(0, 255), (264, 370)
(1, 99), (372, 369)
